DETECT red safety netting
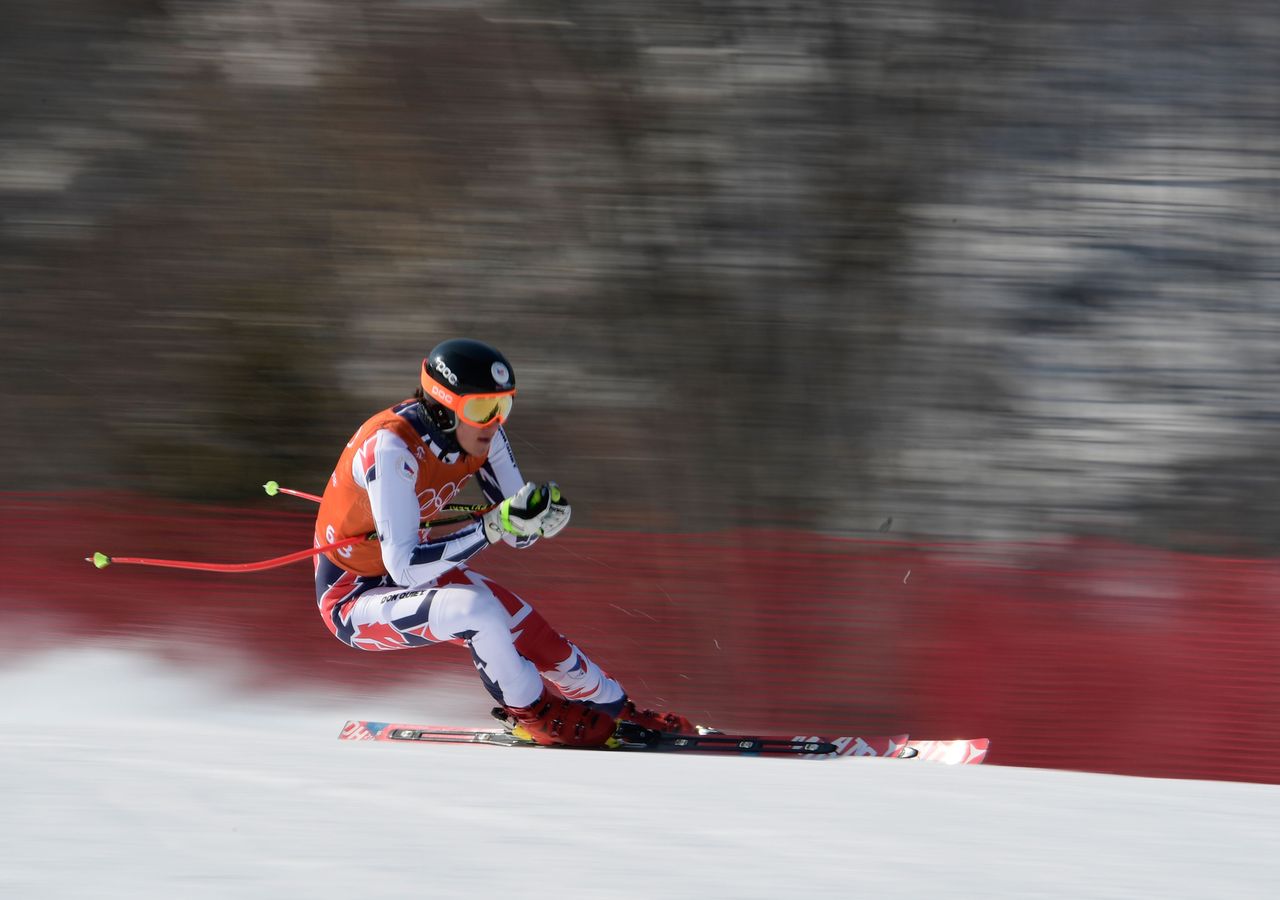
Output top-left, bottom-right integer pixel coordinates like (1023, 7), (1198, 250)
(4, 493), (1279, 783)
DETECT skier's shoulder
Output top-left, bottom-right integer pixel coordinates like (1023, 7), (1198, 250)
(345, 401), (437, 458)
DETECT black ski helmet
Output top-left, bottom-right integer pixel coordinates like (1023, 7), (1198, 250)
(418, 339), (516, 438)
(422, 338), (516, 397)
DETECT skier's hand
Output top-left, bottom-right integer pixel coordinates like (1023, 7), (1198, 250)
(483, 481), (551, 545)
(538, 483), (571, 539)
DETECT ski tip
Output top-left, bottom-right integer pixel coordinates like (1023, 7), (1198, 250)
(903, 737), (991, 765)
(263, 480), (280, 496)
(88, 552), (111, 569)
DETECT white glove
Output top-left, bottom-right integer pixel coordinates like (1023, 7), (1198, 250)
(482, 482), (551, 545)
(539, 482), (571, 539)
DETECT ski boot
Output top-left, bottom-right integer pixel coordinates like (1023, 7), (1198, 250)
(494, 686), (618, 748)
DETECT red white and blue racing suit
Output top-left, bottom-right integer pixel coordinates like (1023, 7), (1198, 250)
(314, 399), (625, 712)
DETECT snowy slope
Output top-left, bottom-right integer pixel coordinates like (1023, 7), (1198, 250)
(1, 647), (1277, 900)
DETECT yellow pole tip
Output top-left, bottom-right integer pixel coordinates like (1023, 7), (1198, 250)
(263, 480), (279, 496)
(90, 552), (112, 569)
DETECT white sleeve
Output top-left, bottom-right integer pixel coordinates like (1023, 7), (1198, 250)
(362, 429), (489, 588)
(476, 426), (526, 502)
(475, 426), (539, 549)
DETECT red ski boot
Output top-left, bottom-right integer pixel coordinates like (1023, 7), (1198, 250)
(502, 687), (618, 747)
(617, 700), (698, 735)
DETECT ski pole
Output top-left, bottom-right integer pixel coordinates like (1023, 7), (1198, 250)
(263, 480), (490, 515)
(86, 535), (368, 573)
(87, 508), (495, 573)
(262, 480), (322, 503)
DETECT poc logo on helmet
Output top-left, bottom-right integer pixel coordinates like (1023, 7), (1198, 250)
(434, 359), (459, 386)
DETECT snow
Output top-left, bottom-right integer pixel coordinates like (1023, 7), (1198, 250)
(2, 646), (1278, 899)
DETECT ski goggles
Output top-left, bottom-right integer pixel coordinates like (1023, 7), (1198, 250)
(423, 378), (516, 427)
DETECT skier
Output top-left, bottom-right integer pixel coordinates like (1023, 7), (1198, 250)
(314, 338), (694, 747)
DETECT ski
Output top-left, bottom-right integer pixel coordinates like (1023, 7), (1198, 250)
(339, 720), (989, 764)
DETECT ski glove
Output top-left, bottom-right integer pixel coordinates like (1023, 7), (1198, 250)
(539, 483), (571, 539)
(483, 481), (552, 545)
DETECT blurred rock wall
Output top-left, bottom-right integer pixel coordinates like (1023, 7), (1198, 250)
(2, 0), (1278, 549)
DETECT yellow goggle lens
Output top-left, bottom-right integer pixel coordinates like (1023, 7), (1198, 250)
(460, 394), (514, 425)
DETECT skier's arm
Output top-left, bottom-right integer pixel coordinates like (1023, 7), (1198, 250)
(476, 427), (540, 548)
(477, 426), (571, 541)
(476, 426), (525, 503)
(364, 430), (489, 587)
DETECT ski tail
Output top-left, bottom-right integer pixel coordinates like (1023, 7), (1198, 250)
(340, 720), (530, 746)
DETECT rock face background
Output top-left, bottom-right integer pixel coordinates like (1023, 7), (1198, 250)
(4, 0), (1280, 549)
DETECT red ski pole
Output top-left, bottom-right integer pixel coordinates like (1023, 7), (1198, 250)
(87, 535), (368, 573)
(86, 506), (496, 573)
(262, 480), (322, 503)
